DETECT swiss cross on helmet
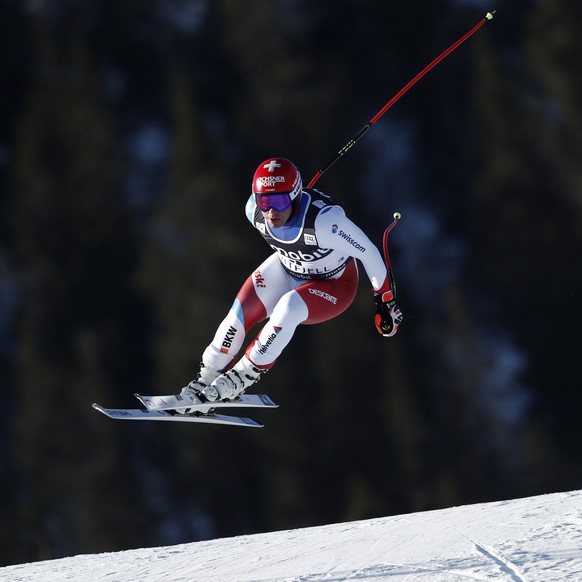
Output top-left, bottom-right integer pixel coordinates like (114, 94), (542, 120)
(252, 158), (302, 201)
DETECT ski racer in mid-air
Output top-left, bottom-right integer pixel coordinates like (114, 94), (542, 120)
(180, 158), (402, 406)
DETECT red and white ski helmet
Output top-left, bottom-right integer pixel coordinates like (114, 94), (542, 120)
(252, 158), (302, 201)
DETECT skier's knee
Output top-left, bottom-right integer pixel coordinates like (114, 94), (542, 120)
(271, 291), (308, 326)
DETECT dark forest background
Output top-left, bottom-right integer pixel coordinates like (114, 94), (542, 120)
(1, 0), (581, 567)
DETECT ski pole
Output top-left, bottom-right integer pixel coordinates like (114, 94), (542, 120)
(382, 212), (401, 299)
(307, 11), (496, 188)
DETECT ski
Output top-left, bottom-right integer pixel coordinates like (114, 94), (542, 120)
(135, 392), (278, 413)
(92, 403), (263, 428)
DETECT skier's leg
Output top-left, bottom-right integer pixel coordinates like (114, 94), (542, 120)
(183, 254), (293, 403)
(295, 260), (359, 324)
(208, 289), (308, 400)
(244, 289), (309, 367)
(200, 253), (292, 372)
(208, 262), (359, 400)
(246, 260), (359, 364)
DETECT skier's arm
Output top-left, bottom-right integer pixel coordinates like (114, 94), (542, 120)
(316, 206), (402, 337)
(315, 206), (389, 291)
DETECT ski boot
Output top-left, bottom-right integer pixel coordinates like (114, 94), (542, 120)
(204, 355), (266, 402)
(178, 363), (220, 413)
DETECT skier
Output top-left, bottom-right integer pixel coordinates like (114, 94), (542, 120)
(180, 158), (402, 406)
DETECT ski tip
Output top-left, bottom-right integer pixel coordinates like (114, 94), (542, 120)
(241, 417), (264, 428)
(256, 394), (279, 407)
(134, 393), (151, 407)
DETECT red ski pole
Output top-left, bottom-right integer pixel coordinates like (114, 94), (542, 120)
(382, 212), (401, 299)
(307, 11), (496, 188)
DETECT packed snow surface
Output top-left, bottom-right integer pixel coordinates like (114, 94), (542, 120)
(2, 489), (581, 581)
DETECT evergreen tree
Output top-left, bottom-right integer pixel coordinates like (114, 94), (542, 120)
(469, 0), (582, 493)
(9, 21), (149, 562)
(521, 0), (582, 482)
(137, 65), (266, 539)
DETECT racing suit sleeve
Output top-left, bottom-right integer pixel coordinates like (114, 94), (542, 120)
(315, 206), (389, 292)
(245, 194), (256, 224)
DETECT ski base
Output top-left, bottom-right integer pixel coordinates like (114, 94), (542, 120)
(92, 403), (263, 428)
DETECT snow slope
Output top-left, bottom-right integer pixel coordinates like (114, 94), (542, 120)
(3, 490), (582, 581)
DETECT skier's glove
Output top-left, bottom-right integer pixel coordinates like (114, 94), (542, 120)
(373, 291), (403, 337)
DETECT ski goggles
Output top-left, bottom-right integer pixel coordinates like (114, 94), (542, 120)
(255, 193), (292, 213)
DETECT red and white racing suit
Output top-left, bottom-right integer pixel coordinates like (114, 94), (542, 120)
(201, 189), (390, 371)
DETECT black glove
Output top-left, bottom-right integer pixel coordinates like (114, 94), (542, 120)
(374, 291), (403, 337)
